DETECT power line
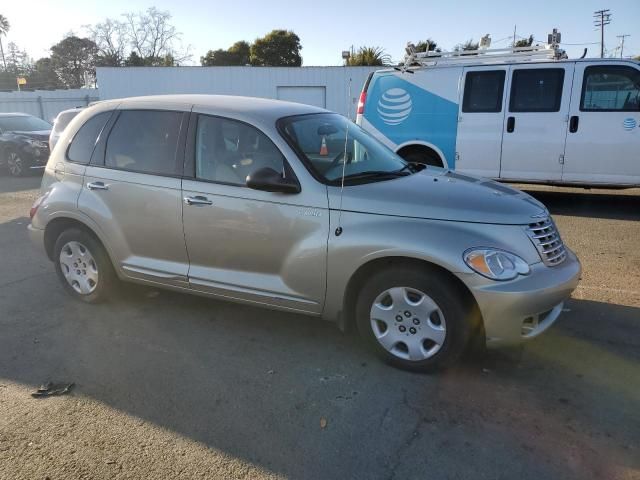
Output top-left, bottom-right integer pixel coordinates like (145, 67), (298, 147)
(593, 8), (612, 58)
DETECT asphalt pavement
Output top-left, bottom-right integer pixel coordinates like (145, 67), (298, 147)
(0, 174), (638, 480)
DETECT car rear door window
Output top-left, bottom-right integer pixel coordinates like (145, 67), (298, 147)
(194, 114), (285, 186)
(581, 65), (640, 111)
(66, 112), (112, 164)
(462, 70), (506, 113)
(105, 110), (183, 176)
(509, 68), (565, 112)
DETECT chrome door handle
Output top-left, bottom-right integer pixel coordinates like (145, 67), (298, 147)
(184, 195), (212, 206)
(87, 181), (109, 191)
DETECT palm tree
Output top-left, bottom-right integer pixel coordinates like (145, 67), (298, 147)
(346, 46), (392, 66)
(0, 15), (9, 70)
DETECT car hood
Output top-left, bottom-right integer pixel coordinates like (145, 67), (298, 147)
(10, 130), (51, 141)
(329, 169), (548, 225)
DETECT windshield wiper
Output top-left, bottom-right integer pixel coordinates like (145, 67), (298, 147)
(330, 169), (411, 185)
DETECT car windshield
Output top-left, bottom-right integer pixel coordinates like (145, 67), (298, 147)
(0, 115), (51, 132)
(280, 113), (409, 184)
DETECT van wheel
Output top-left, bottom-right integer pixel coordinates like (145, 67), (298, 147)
(355, 267), (472, 372)
(402, 149), (443, 168)
(53, 228), (116, 303)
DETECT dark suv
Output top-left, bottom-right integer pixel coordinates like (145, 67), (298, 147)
(0, 113), (52, 176)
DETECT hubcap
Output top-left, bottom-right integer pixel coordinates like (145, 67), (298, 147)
(370, 287), (447, 361)
(59, 241), (99, 295)
(7, 152), (23, 176)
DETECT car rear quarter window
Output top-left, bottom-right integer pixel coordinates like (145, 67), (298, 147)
(462, 70), (506, 113)
(509, 68), (565, 112)
(66, 112), (112, 164)
(105, 110), (183, 176)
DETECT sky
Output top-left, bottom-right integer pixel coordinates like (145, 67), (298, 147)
(2, 0), (639, 65)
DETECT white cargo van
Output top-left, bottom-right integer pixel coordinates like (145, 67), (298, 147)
(356, 44), (640, 187)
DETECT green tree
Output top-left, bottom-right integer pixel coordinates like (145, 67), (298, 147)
(124, 51), (145, 66)
(415, 38), (441, 53)
(346, 46), (391, 66)
(50, 36), (98, 88)
(201, 41), (251, 66)
(454, 39), (479, 55)
(514, 35), (534, 48)
(0, 14), (9, 70)
(250, 30), (301, 66)
(27, 57), (63, 89)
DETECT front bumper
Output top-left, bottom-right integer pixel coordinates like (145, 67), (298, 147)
(21, 144), (50, 168)
(462, 248), (581, 347)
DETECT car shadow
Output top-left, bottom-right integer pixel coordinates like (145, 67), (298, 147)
(0, 259), (638, 480)
(521, 188), (640, 221)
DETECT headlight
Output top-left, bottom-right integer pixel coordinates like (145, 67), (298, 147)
(25, 139), (48, 149)
(463, 248), (530, 281)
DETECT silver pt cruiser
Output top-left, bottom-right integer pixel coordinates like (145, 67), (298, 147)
(29, 95), (581, 371)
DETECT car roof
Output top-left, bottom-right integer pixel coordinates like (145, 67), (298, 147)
(101, 94), (330, 121)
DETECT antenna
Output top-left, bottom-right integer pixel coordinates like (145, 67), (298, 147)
(335, 78), (352, 237)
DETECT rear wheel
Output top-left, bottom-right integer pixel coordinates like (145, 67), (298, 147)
(53, 228), (117, 303)
(356, 266), (473, 371)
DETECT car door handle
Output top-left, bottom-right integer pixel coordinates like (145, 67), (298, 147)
(184, 195), (213, 206)
(569, 115), (579, 133)
(87, 181), (109, 191)
(506, 116), (515, 133)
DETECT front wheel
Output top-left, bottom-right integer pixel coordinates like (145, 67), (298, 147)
(355, 267), (475, 372)
(53, 228), (117, 303)
(6, 149), (29, 177)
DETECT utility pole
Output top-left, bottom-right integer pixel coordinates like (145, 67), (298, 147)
(593, 9), (612, 58)
(616, 34), (630, 58)
(513, 25), (517, 47)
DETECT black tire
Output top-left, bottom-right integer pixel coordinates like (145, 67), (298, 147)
(355, 266), (476, 372)
(403, 149), (443, 168)
(5, 149), (30, 177)
(53, 228), (117, 303)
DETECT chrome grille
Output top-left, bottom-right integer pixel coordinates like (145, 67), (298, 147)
(526, 217), (566, 266)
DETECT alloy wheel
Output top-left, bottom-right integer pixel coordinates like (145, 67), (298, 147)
(7, 152), (23, 176)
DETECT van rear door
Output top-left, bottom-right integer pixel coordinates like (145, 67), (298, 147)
(499, 63), (575, 181)
(456, 66), (508, 178)
(562, 62), (640, 186)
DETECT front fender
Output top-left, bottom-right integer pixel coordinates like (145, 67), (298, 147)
(322, 210), (539, 322)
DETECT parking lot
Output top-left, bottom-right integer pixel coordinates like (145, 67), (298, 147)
(0, 174), (638, 479)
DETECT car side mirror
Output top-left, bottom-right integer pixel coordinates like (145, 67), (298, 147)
(246, 167), (301, 194)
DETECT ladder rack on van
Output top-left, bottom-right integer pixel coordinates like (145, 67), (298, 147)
(401, 43), (567, 71)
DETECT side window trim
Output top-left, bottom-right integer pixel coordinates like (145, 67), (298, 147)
(580, 65), (640, 112)
(462, 70), (506, 113)
(185, 112), (298, 189)
(509, 67), (566, 113)
(98, 109), (188, 178)
(64, 110), (115, 165)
